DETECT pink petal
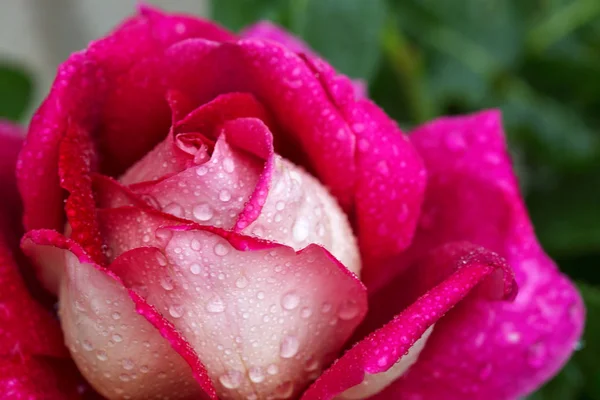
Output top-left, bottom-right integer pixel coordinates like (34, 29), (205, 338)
(301, 243), (516, 400)
(17, 7), (234, 233)
(0, 356), (88, 399)
(302, 57), (426, 289)
(22, 229), (217, 400)
(128, 125), (264, 228)
(372, 110), (584, 399)
(165, 38), (359, 208)
(107, 214), (367, 399)
(0, 121), (25, 245)
(241, 21), (367, 98)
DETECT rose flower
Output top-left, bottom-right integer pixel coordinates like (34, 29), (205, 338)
(7, 5), (584, 400)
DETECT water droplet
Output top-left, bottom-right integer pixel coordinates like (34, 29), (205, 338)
(274, 381), (294, 399)
(169, 305), (184, 318)
(122, 359), (135, 370)
(219, 370), (243, 389)
(276, 201), (285, 211)
(445, 131), (467, 151)
(163, 202), (184, 218)
(214, 242), (230, 256)
(252, 225), (265, 237)
(190, 263), (202, 275)
(235, 276), (249, 289)
(292, 217), (310, 242)
(223, 157), (235, 173)
(300, 307), (312, 319)
(193, 203), (214, 222)
(112, 312), (121, 320)
(160, 277), (174, 291)
(140, 365), (149, 374)
(96, 350), (108, 361)
(196, 166), (208, 176)
(82, 340), (93, 351)
(155, 252), (168, 267)
(257, 291), (265, 300)
(248, 366), (265, 383)
(155, 228), (173, 244)
(219, 189), (232, 202)
(119, 373), (131, 382)
(321, 303), (332, 314)
(281, 291), (300, 310)
(191, 239), (201, 251)
(280, 335), (299, 358)
(527, 342), (546, 368)
(304, 357), (319, 372)
(206, 296), (226, 313)
(267, 364), (279, 375)
(112, 334), (123, 343)
(338, 300), (360, 320)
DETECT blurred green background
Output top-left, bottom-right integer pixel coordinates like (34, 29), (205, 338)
(1, 0), (599, 398)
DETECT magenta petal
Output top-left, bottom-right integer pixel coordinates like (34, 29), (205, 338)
(374, 110), (585, 399)
(17, 9), (235, 234)
(165, 38), (358, 208)
(241, 21), (367, 98)
(0, 356), (88, 399)
(301, 243), (516, 400)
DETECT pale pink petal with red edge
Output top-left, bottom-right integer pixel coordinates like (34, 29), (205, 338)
(94, 205), (368, 399)
(17, 7), (235, 233)
(128, 128), (264, 228)
(370, 110), (584, 399)
(241, 21), (367, 99)
(165, 38), (358, 208)
(22, 229), (217, 400)
(302, 57), (426, 289)
(301, 243), (516, 400)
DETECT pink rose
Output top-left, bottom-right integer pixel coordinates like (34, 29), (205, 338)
(14, 5), (583, 400)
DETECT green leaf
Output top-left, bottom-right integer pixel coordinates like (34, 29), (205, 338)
(527, 168), (600, 257)
(0, 63), (33, 121)
(290, 0), (387, 80)
(211, 0), (286, 31)
(529, 283), (600, 400)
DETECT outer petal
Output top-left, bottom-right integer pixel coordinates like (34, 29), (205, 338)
(301, 243), (516, 400)
(0, 121), (24, 244)
(302, 58), (426, 289)
(373, 110), (584, 399)
(17, 6), (234, 233)
(22, 229), (216, 400)
(0, 122), (87, 398)
(98, 206), (367, 399)
(241, 21), (367, 98)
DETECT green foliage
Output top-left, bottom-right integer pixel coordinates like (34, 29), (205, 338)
(289, 0), (386, 80)
(0, 63), (33, 121)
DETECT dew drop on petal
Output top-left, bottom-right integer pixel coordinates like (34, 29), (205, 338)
(280, 335), (299, 358)
(281, 291), (300, 310)
(206, 296), (226, 313)
(193, 203), (214, 222)
(190, 263), (201, 275)
(338, 300), (360, 320)
(292, 217), (310, 242)
(219, 370), (243, 389)
(248, 366), (265, 383)
(169, 305), (184, 318)
(214, 242), (230, 256)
